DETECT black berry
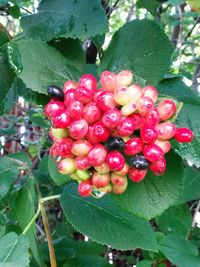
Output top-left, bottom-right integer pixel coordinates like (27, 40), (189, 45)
(47, 85), (64, 101)
(105, 137), (125, 151)
(130, 155), (149, 170)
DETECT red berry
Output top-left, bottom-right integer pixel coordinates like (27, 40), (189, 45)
(58, 158), (76, 174)
(64, 89), (77, 106)
(150, 157), (166, 176)
(128, 84), (143, 101)
(83, 102), (102, 124)
(76, 86), (94, 104)
(44, 100), (65, 118)
(142, 85), (158, 103)
(79, 74), (97, 92)
(111, 173), (127, 186)
(143, 144), (164, 162)
(50, 138), (73, 158)
(116, 70), (133, 87)
(145, 108), (160, 126)
(92, 122), (110, 142)
(137, 96), (154, 116)
(75, 156), (91, 170)
(117, 117), (134, 136)
(124, 137), (143, 155)
(92, 172), (110, 188)
(114, 87), (130, 105)
(140, 125), (158, 144)
(86, 125), (99, 144)
(88, 144), (107, 166)
(174, 128), (194, 143)
(128, 113), (146, 130)
(100, 71), (117, 92)
(106, 151), (125, 171)
(63, 80), (77, 93)
(156, 122), (176, 140)
(96, 91), (116, 111)
(93, 90), (104, 102)
(129, 167), (147, 182)
(155, 140), (171, 154)
(51, 110), (72, 128)
(157, 99), (176, 120)
(66, 100), (84, 119)
(71, 140), (92, 156)
(69, 119), (88, 139)
(114, 163), (129, 175)
(102, 108), (121, 129)
(78, 179), (92, 197)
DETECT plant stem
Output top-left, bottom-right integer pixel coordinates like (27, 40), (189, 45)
(41, 195), (60, 203)
(22, 207), (41, 235)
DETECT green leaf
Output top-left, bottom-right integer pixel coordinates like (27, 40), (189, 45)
(0, 232), (29, 267)
(61, 183), (158, 251)
(63, 255), (111, 267)
(9, 5), (21, 18)
(98, 19), (173, 85)
(137, 0), (160, 16)
(136, 260), (154, 267)
(156, 204), (192, 237)
(8, 151), (32, 168)
(157, 77), (200, 167)
(48, 155), (69, 186)
(111, 151), (183, 220)
(7, 39), (81, 94)
(0, 30), (10, 47)
(21, 0), (108, 41)
(159, 233), (200, 267)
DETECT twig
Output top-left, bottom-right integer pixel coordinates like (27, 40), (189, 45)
(22, 207), (41, 235)
(192, 199), (200, 227)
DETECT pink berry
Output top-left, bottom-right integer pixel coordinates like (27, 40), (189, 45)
(51, 110), (72, 128)
(83, 102), (102, 124)
(86, 125), (99, 144)
(44, 100), (65, 118)
(137, 96), (154, 116)
(121, 102), (138, 116)
(129, 167), (147, 182)
(75, 156), (91, 170)
(96, 91), (116, 111)
(114, 87), (130, 105)
(100, 71), (117, 92)
(76, 86), (94, 104)
(124, 137), (143, 155)
(142, 85), (158, 103)
(50, 138), (73, 158)
(155, 140), (171, 154)
(117, 117), (134, 136)
(71, 140), (92, 156)
(129, 113), (146, 130)
(114, 163), (129, 175)
(92, 172), (110, 188)
(63, 80), (77, 93)
(79, 74), (97, 92)
(69, 119), (88, 139)
(156, 122), (176, 140)
(64, 89), (77, 106)
(92, 122), (110, 142)
(88, 144), (107, 166)
(116, 70), (133, 87)
(140, 125), (158, 144)
(174, 128), (194, 143)
(94, 162), (110, 174)
(128, 84), (143, 101)
(157, 99), (176, 120)
(58, 158), (76, 174)
(111, 173), (127, 186)
(66, 100), (84, 119)
(78, 179), (92, 197)
(102, 108), (121, 128)
(93, 90), (104, 102)
(145, 108), (160, 126)
(150, 157), (166, 176)
(143, 144), (164, 162)
(106, 151), (125, 172)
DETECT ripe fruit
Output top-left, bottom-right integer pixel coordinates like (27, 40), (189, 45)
(64, 88), (77, 106)
(115, 163), (129, 175)
(83, 102), (102, 124)
(145, 108), (160, 126)
(140, 125), (158, 144)
(102, 108), (121, 128)
(142, 85), (158, 103)
(78, 179), (92, 197)
(137, 96), (154, 116)
(150, 158), (166, 176)
(124, 137), (143, 155)
(92, 172), (110, 188)
(156, 122), (176, 140)
(100, 71), (117, 92)
(114, 87), (130, 105)
(50, 127), (68, 141)
(106, 151), (125, 171)
(58, 158), (75, 174)
(96, 91), (116, 111)
(130, 155), (149, 170)
(88, 144), (107, 166)
(63, 80), (77, 93)
(47, 85), (64, 101)
(157, 99), (176, 120)
(51, 110), (72, 128)
(129, 113), (146, 130)
(49, 138), (73, 158)
(76, 86), (94, 104)
(66, 100), (84, 119)
(129, 167), (147, 182)
(69, 119), (88, 139)
(79, 74), (97, 92)
(92, 122), (110, 142)
(75, 156), (91, 170)
(71, 140), (92, 156)
(174, 128), (194, 143)
(117, 117), (134, 136)
(105, 137), (125, 151)
(116, 70), (133, 86)
(111, 173), (127, 186)
(76, 169), (91, 180)
(143, 144), (164, 162)
(44, 100), (65, 118)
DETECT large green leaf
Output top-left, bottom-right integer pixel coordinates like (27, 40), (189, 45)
(159, 233), (200, 267)
(0, 30), (10, 47)
(98, 19), (173, 85)
(61, 183), (158, 251)
(111, 152), (183, 220)
(7, 39), (81, 94)
(63, 255), (111, 267)
(157, 77), (200, 167)
(0, 232), (29, 267)
(21, 0), (108, 41)
(155, 204), (192, 237)
(137, 0), (160, 16)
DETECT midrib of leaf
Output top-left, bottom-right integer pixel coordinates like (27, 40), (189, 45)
(0, 168), (11, 176)
(2, 236), (18, 263)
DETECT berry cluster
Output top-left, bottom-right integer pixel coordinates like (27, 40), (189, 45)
(44, 70), (194, 197)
